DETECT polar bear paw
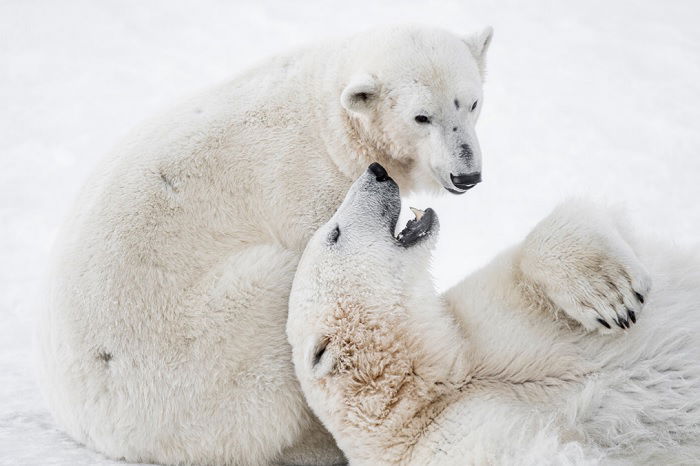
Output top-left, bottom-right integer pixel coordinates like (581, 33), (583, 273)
(543, 250), (651, 333)
(520, 202), (652, 334)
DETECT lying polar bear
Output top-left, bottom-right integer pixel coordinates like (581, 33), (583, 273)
(287, 163), (700, 465)
(38, 26), (493, 465)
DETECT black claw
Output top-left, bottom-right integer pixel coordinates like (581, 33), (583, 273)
(622, 317), (630, 328)
(635, 292), (645, 304)
(597, 318), (611, 329)
(628, 309), (636, 323)
(615, 318), (625, 329)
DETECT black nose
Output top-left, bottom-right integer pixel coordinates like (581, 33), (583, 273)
(368, 162), (389, 182)
(450, 172), (482, 191)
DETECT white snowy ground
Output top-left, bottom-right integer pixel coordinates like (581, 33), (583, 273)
(1, 0), (699, 464)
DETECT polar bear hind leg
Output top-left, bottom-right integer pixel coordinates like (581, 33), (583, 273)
(186, 243), (345, 465)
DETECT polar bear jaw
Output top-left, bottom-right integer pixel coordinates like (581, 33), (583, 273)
(329, 26), (493, 196)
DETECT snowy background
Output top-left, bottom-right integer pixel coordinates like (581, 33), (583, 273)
(2, 0), (699, 464)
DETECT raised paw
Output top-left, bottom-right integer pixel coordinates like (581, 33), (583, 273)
(519, 201), (652, 334)
(554, 259), (651, 334)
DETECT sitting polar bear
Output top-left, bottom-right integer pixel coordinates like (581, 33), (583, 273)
(287, 164), (700, 465)
(38, 25), (494, 465)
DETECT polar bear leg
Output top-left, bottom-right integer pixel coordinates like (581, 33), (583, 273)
(190, 243), (345, 465)
(42, 242), (344, 465)
(518, 200), (652, 333)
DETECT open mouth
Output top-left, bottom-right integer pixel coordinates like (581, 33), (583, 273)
(446, 173), (482, 195)
(395, 207), (437, 247)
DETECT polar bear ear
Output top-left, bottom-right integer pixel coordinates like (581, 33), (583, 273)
(307, 336), (335, 379)
(464, 26), (494, 76)
(341, 74), (379, 115)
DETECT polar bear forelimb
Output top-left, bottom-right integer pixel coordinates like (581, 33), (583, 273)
(517, 200), (652, 333)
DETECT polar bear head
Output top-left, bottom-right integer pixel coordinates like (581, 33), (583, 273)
(339, 26), (493, 195)
(287, 163), (470, 463)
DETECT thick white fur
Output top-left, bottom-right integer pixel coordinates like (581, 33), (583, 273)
(37, 25), (493, 465)
(287, 170), (700, 465)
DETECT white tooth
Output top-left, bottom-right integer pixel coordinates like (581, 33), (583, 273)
(409, 207), (425, 221)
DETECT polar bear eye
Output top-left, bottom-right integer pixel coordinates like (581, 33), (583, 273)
(470, 100), (478, 112)
(414, 115), (431, 124)
(328, 225), (340, 244)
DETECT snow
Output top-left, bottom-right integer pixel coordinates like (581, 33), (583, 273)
(1, 0), (699, 464)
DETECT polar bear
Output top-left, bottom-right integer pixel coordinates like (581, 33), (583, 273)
(287, 164), (700, 465)
(37, 25), (494, 465)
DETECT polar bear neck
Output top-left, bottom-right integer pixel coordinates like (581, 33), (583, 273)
(327, 300), (474, 465)
(340, 362), (473, 465)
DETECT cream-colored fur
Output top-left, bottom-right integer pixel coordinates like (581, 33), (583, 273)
(287, 167), (700, 465)
(37, 25), (494, 465)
